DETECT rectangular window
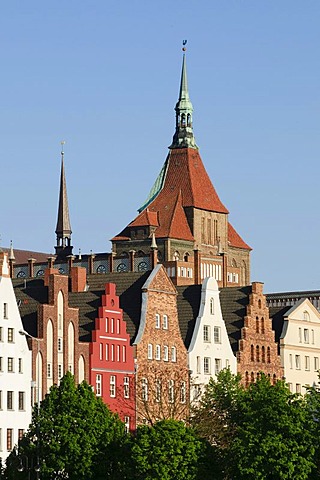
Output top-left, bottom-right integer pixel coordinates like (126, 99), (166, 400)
(288, 383), (293, 392)
(58, 337), (63, 352)
(110, 318), (114, 334)
(105, 344), (109, 361)
(3, 303), (8, 319)
(204, 357), (211, 374)
(110, 375), (116, 398)
(147, 344), (153, 360)
(7, 429), (12, 451)
(155, 344), (161, 361)
(47, 363), (52, 378)
(117, 345), (120, 362)
(171, 346), (176, 362)
(141, 378), (148, 401)
(196, 356), (201, 374)
(124, 416), (130, 434)
(213, 326), (221, 343)
(295, 355), (301, 370)
(0, 391), (2, 410)
(116, 319), (120, 334)
(168, 380), (174, 403)
(96, 374), (102, 396)
(18, 358), (22, 373)
(226, 359), (230, 368)
(298, 328), (302, 343)
(163, 345), (169, 362)
(315, 357), (319, 371)
(7, 358), (14, 373)
(105, 317), (108, 333)
(289, 354), (293, 369)
(111, 344), (114, 361)
(68, 364), (73, 374)
(296, 384), (301, 394)
(18, 392), (25, 411)
(124, 376), (130, 399)
(155, 314), (160, 329)
(156, 379), (161, 403)
(312, 329), (315, 344)
(99, 343), (103, 360)
(304, 329), (309, 344)
(203, 325), (210, 343)
(7, 391), (13, 410)
(122, 345), (126, 363)
(7, 328), (14, 343)
(0, 327), (2, 342)
(18, 429), (24, 441)
(163, 315), (168, 330)
(215, 358), (222, 375)
(58, 364), (62, 379)
(305, 356), (310, 371)
(180, 381), (186, 404)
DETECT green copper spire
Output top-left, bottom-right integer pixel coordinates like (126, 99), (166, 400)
(170, 43), (197, 149)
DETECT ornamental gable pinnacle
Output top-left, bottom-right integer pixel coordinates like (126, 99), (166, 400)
(55, 142), (73, 258)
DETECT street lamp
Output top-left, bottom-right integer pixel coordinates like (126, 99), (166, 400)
(19, 329), (41, 479)
(17, 454), (40, 480)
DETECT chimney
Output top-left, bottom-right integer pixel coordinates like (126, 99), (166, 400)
(70, 267), (87, 292)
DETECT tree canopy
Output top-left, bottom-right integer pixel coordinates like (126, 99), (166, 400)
(4, 372), (127, 480)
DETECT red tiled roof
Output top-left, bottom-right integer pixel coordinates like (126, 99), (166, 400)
(167, 190), (194, 241)
(228, 223), (251, 250)
(111, 235), (131, 241)
(128, 209), (159, 228)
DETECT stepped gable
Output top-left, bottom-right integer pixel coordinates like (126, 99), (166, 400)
(69, 271), (150, 342)
(219, 285), (251, 354)
(228, 223), (251, 251)
(176, 284), (202, 347)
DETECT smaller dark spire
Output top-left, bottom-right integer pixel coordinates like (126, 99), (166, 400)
(55, 142), (73, 258)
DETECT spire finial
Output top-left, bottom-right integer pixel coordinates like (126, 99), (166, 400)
(55, 142), (73, 258)
(9, 240), (15, 261)
(169, 41), (197, 150)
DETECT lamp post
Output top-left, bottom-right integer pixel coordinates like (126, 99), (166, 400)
(19, 329), (41, 479)
(17, 454), (40, 480)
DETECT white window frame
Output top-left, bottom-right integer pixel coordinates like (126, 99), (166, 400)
(124, 376), (130, 399)
(163, 345), (169, 362)
(171, 346), (176, 362)
(203, 325), (210, 343)
(155, 314), (160, 329)
(204, 357), (211, 375)
(168, 380), (174, 403)
(110, 375), (116, 398)
(148, 344), (153, 360)
(141, 378), (148, 401)
(96, 374), (102, 396)
(215, 358), (222, 375)
(213, 326), (221, 344)
(155, 344), (161, 361)
(163, 315), (168, 330)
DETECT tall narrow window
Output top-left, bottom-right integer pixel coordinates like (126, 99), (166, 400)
(3, 303), (8, 319)
(7, 429), (12, 451)
(58, 337), (63, 352)
(18, 358), (22, 373)
(304, 329), (309, 344)
(204, 357), (211, 374)
(147, 344), (153, 360)
(203, 325), (210, 342)
(180, 381), (186, 403)
(295, 355), (301, 370)
(141, 378), (148, 401)
(155, 345), (161, 361)
(0, 327), (2, 342)
(256, 345), (260, 362)
(163, 346), (169, 361)
(99, 343), (103, 360)
(305, 356), (310, 371)
(7, 328), (14, 343)
(58, 364), (63, 379)
(196, 356), (201, 374)
(168, 380), (174, 403)
(18, 392), (25, 411)
(256, 316), (259, 333)
(314, 357), (319, 371)
(171, 346), (176, 362)
(110, 375), (116, 398)
(7, 391), (13, 410)
(156, 379), (161, 403)
(298, 328), (302, 343)
(267, 347), (271, 363)
(163, 315), (168, 330)
(124, 416), (130, 434)
(124, 377), (130, 398)
(155, 314), (160, 329)
(289, 354), (293, 369)
(251, 345), (254, 362)
(312, 329), (315, 344)
(261, 346), (265, 363)
(210, 298), (214, 315)
(7, 358), (14, 372)
(261, 317), (265, 334)
(214, 358), (221, 375)
(213, 326), (221, 343)
(96, 374), (102, 396)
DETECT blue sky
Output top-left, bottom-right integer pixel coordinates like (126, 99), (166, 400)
(1, 1), (320, 293)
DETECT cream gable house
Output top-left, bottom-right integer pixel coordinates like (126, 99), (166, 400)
(278, 298), (320, 394)
(188, 277), (237, 400)
(0, 252), (32, 463)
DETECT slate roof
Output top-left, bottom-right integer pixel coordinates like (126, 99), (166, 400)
(13, 272), (149, 344)
(219, 286), (252, 354)
(269, 306), (291, 348)
(176, 284), (202, 348)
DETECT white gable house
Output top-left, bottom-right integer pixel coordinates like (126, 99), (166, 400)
(188, 277), (236, 400)
(0, 252), (32, 463)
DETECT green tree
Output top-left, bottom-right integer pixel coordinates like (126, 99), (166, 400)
(305, 376), (320, 479)
(4, 372), (127, 480)
(230, 374), (315, 480)
(130, 419), (215, 480)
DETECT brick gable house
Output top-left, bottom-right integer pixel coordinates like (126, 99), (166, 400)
(220, 282), (284, 385)
(133, 265), (189, 424)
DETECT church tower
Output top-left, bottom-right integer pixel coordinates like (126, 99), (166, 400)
(55, 143), (73, 259)
(112, 47), (251, 286)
